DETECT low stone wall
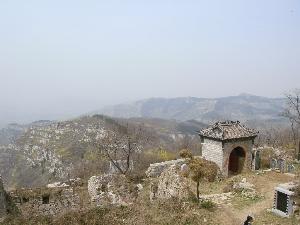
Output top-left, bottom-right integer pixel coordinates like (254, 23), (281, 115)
(9, 186), (84, 216)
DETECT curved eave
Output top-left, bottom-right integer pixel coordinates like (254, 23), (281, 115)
(198, 133), (258, 142)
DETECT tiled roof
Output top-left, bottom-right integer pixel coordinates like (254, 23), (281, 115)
(199, 121), (258, 141)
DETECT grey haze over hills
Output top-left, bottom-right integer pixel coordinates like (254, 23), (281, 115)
(97, 94), (287, 124)
(0, 93), (287, 129)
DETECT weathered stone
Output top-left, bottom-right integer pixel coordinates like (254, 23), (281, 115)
(9, 182), (82, 217)
(145, 159), (186, 178)
(150, 165), (191, 201)
(277, 159), (286, 173)
(180, 164), (189, 173)
(287, 164), (295, 173)
(88, 174), (138, 207)
(47, 182), (69, 188)
(270, 158), (277, 170)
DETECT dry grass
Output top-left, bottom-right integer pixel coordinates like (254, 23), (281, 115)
(2, 199), (220, 225)
(254, 211), (299, 225)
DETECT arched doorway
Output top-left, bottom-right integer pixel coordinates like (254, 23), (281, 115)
(228, 147), (245, 175)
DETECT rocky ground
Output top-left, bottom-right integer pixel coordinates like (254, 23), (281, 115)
(216, 171), (297, 225)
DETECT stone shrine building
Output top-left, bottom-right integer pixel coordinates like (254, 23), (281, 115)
(199, 121), (258, 177)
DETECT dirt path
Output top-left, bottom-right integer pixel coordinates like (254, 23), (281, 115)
(216, 172), (294, 225)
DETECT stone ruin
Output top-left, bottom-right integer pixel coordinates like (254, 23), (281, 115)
(147, 158), (262, 206)
(9, 179), (84, 217)
(150, 164), (191, 201)
(0, 173), (143, 219)
(88, 174), (141, 207)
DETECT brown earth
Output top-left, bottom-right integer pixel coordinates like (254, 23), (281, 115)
(216, 171), (297, 225)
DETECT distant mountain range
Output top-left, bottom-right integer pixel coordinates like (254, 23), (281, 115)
(0, 94), (287, 129)
(97, 94), (287, 124)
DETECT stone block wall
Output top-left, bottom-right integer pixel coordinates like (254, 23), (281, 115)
(201, 137), (254, 177)
(202, 139), (223, 169)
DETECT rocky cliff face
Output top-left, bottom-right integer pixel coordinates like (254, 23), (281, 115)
(0, 116), (118, 188)
(16, 116), (109, 179)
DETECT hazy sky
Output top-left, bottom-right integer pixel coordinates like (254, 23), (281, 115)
(0, 0), (299, 124)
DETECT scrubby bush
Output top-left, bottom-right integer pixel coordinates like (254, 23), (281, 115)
(179, 149), (193, 159)
(189, 158), (219, 201)
(200, 200), (216, 210)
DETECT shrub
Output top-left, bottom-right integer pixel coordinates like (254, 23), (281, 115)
(179, 149), (193, 159)
(200, 200), (216, 210)
(189, 158), (219, 201)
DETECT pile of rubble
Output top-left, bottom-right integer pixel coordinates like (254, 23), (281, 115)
(232, 178), (261, 200)
(199, 193), (233, 205)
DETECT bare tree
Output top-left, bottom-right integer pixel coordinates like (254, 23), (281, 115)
(282, 89), (300, 159)
(96, 122), (146, 175)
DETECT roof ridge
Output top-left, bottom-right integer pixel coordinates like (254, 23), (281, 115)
(199, 120), (258, 141)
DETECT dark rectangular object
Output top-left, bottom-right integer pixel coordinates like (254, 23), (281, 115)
(276, 191), (288, 213)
